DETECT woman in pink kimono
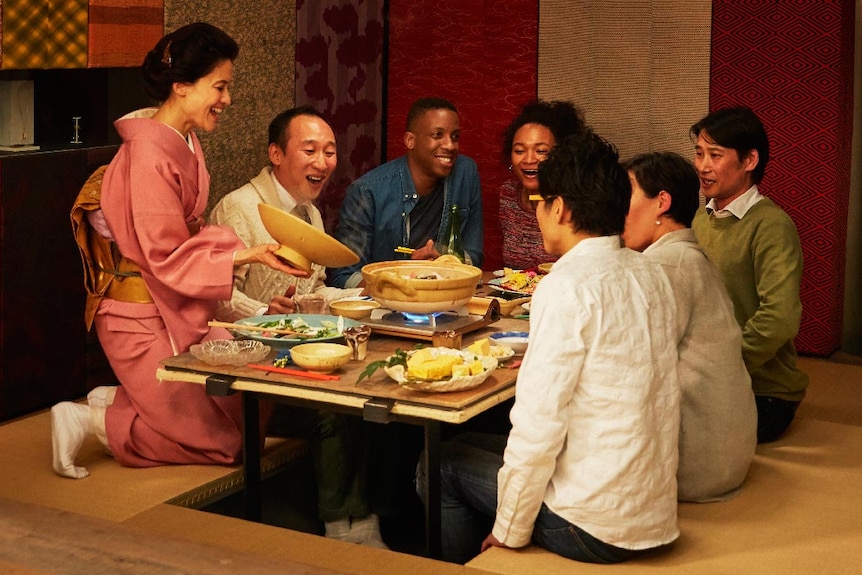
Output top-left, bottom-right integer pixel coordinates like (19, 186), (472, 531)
(52, 22), (306, 479)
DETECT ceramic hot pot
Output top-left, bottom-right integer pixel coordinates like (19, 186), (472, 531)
(361, 255), (482, 314)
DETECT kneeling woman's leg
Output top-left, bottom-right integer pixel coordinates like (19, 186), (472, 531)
(418, 432), (507, 564)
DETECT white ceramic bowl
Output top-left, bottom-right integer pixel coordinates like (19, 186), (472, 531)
(290, 342), (352, 374)
(489, 331), (529, 355)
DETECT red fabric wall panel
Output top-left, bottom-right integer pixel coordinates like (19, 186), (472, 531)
(386, 1), (538, 271)
(88, 0), (164, 68)
(709, 1), (855, 355)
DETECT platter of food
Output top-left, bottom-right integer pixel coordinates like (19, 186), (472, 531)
(362, 338), (511, 393)
(230, 314), (360, 349)
(487, 269), (543, 296)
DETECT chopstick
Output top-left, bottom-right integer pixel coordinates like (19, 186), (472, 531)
(394, 246), (415, 255)
(208, 320), (303, 337)
(247, 364), (340, 381)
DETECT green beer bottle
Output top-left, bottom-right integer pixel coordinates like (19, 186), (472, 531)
(441, 204), (467, 263)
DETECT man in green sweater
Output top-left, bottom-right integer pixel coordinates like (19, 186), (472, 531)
(690, 106), (808, 443)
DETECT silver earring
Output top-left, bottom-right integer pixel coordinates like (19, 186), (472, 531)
(655, 219), (661, 226)
(508, 165), (513, 172)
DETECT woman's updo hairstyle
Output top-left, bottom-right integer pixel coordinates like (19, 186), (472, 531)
(142, 22), (239, 102)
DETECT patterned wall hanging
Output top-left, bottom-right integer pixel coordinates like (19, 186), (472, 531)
(710, 0), (855, 356)
(295, 0), (385, 234)
(1, 0), (88, 69)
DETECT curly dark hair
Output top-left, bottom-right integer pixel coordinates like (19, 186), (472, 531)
(501, 100), (586, 166)
(142, 22), (239, 102)
(537, 130), (630, 236)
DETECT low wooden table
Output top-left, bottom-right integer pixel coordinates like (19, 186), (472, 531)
(158, 317), (526, 558)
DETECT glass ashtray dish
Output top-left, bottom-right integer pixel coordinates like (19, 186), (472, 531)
(190, 339), (271, 366)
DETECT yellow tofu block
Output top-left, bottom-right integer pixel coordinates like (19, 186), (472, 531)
(451, 364), (471, 377)
(467, 338), (491, 356)
(407, 348), (436, 370)
(468, 359), (485, 375)
(408, 355), (463, 380)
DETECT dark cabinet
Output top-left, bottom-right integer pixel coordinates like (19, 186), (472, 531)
(0, 145), (118, 420)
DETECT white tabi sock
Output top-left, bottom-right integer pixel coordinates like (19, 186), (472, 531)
(86, 386), (117, 408)
(51, 402), (94, 479)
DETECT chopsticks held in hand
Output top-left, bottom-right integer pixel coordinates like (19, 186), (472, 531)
(247, 364), (340, 381)
(394, 246), (415, 255)
(208, 320), (303, 337)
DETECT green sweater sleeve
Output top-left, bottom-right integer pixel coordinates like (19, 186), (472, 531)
(742, 203), (804, 370)
(693, 199), (808, 400)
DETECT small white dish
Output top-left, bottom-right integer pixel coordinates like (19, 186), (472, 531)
(489, 331), (529, 355)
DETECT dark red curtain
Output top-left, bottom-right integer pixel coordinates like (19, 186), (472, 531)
(386, 1), (539, 272)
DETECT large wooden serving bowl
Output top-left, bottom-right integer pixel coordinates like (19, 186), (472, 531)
(361, 256), (483, 313)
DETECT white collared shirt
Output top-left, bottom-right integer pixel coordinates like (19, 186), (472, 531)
(706, 184), (763, 219)
(493, 236), (680, 551)
(270, 172), (312, 222)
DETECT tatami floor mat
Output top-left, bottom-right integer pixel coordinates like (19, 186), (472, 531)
(796, 356), (862, 426)
(0, 407), (306, 522)
(468, 416), (862, 575)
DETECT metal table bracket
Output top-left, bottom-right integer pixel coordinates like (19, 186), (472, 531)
(205, 374), (237, 396)
(363, 397), (396, 423)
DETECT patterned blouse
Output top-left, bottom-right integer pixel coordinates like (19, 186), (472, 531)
(499, 179), (557, 270)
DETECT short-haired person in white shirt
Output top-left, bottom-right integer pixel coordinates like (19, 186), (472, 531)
(428, 130), (681, 564)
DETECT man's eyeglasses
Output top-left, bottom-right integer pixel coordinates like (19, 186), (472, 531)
(528, 194), (553, 210)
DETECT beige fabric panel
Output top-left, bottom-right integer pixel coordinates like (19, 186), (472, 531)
(538, 0), (712, 160)
(164, 1), (296, 210)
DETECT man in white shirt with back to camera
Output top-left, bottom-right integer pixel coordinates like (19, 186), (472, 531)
(427, 129), (680, 565)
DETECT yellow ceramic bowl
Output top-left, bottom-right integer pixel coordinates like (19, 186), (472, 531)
(361, 258), (482, 313)
(329, 299), (381, 320)
(467, 296), (530, 317)
(289, 343), (352, 374)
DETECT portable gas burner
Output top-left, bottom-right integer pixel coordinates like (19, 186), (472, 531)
(362, 299), (501, 340)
